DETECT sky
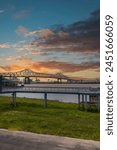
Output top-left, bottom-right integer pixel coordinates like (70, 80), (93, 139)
(0, 0), (100, 80)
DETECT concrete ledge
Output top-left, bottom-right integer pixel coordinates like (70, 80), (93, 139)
(0, 129), (100, 150)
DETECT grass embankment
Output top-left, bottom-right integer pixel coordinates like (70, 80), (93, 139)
(0, 96), (100, 141)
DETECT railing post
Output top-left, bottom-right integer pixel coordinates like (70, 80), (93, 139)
(44, 93), (47, 108)
(12, 92), (16, 107)
(0, 75), (3, 93)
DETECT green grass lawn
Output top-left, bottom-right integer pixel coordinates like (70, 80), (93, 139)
(0, 96), (100, 141)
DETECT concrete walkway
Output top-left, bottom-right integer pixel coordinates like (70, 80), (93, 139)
(0, 129), (100, 150)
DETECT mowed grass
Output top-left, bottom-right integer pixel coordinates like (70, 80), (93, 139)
(0, 96), (100, 141)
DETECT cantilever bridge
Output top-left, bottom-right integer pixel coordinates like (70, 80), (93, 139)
(0, 68), (71, 83)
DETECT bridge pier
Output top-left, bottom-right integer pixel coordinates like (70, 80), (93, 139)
(44, 93), (47, 108)
(84, 95), (88, 112)
(78, 94), (88, 111)
(12, 92), (16, 107)
(24, 77), (30, 84)
(77, 94), (80, 109)
(57, 78), (62, 83)
(82, 94), (85, 109)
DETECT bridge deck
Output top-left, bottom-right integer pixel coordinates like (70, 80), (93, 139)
(1, 86), (100, 95)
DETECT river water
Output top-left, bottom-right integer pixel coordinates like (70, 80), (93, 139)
(0, 83), (100, 103)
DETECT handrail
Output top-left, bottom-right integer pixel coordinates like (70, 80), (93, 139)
(2, 86), (100, 94)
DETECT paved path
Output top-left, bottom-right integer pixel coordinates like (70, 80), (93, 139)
(0, 129), (100, 150)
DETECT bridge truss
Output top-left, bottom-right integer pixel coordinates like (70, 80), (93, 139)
(0, 68), (70, 81)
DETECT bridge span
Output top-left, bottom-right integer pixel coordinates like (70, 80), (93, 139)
(0, 68), (71, 83)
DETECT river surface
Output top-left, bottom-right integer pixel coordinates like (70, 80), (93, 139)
(0, 83), (100, 103)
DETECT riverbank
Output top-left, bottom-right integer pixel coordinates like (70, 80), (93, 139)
(0, 96), (100, 141)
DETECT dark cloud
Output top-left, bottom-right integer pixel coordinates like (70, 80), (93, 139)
(31, 61), (100, 73)
(31, 9), (100, 54)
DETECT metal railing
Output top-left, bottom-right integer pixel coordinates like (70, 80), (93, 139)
(2, 86), (100, 94)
